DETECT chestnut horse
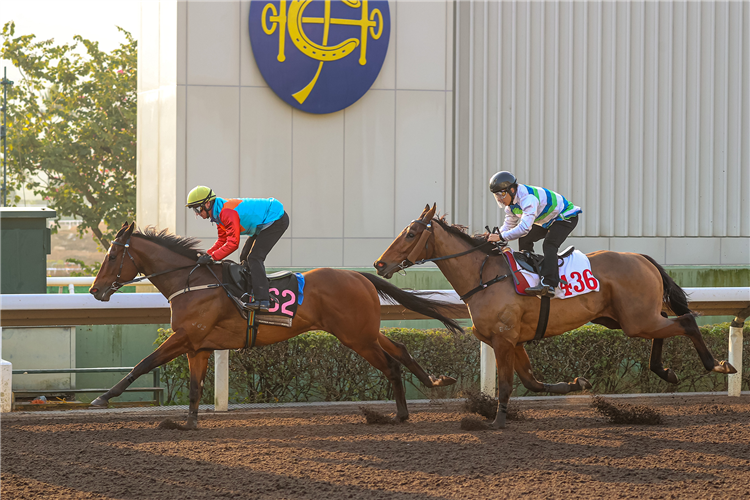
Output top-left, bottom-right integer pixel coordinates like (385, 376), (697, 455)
(88, 222), (463, 428)
(374, 205), (736, 429)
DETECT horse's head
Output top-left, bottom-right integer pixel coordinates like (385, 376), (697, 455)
(89, 222), (139, 301)
(374, 203), (437, 279)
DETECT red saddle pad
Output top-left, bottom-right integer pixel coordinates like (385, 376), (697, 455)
(501, 247), (534, 296)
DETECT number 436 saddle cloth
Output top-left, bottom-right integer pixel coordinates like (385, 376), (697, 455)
(501, 247), (600, 300)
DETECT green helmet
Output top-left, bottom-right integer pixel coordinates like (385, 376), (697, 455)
(186, 186), (216, 208)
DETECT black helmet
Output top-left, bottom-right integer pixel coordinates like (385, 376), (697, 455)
(489, 171), (517, 193)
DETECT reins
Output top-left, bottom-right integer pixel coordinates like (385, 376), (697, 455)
(399, 219), (509, 301)
(109, 237), (198, 292)
(110, 237), (258, 349)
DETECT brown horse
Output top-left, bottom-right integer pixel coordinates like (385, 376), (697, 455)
(374, 204), (737, 429)
(88, 222), (463, 428)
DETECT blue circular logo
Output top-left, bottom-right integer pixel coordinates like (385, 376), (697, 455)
(249, 0), (391, 114)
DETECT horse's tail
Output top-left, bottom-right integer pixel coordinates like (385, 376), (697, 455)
(640, 254), (695, 316)
(357, 272), (465, 334)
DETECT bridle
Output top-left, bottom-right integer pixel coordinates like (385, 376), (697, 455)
(107, 237), (198, 293)
(395, 219), (509, 301)
(394, 219), (494, 273)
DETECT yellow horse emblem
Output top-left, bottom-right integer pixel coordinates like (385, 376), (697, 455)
(261, 0), (384, 104)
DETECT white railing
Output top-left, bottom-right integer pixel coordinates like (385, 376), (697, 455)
(47, 276), (153, 294)
(1, 287), (747, 412)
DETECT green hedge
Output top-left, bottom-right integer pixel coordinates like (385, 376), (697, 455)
(155, 323), (749, 405)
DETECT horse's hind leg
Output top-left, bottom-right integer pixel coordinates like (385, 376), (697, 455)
(637, 314), (736, 375)
(377, 333), (457, 388)
(90, 329), (190, 408)
(513, 345), (591, 394)
(649, 338), (678, 383)
(349, 341), (409, 422)
(648, 313), (679, 384)
(185, 350), (212, 430)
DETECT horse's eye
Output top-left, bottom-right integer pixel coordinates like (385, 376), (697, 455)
(407, 232), (415, 239)
(109, 253), (117, 261)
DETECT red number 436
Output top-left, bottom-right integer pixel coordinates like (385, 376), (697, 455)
(559, 269), (599, 297)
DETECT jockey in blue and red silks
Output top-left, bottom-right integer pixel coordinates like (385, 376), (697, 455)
(186, 186), (289, 312)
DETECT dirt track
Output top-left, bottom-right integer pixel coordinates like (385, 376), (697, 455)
(2, 394), (749, 499)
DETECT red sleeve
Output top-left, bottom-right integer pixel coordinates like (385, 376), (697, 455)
(208, 208), (241, 261)
(206, 225), (227, 256)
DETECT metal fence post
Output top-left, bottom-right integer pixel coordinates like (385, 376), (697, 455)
(728, 306), (748, 397)
(1, 358), (12, 412)
(214, 350), (229, 411)
(480, 343), (497, 396)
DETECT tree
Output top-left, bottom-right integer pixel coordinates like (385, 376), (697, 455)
(1, 21), (136, 249)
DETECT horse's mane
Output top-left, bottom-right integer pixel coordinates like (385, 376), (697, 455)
(432, 215), (489, 247)
(132, 227), (202, 260)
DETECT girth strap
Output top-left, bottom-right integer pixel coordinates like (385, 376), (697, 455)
(531, 295), (551, 342)
(245, 309), (258, 349)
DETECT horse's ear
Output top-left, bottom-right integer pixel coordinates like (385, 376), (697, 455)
(423, 204), (437, 222)
(115, 222), (130, 238)
(124, 222), (136, 237)
(418, 204), (430, 219)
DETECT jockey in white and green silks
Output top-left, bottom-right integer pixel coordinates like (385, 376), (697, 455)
(487, 171), (582, 297)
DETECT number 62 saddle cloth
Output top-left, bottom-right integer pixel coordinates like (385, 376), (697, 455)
(222, 261), (305, 327)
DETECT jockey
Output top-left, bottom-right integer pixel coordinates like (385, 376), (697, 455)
(186, 186), (289, 312)
(487, 171), (581, 297)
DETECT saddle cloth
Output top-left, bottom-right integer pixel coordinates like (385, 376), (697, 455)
(221, 261), (305, 326)
(502, 247), (600, 299)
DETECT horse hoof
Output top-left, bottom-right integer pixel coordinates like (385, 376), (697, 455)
(434, 375), (457, 387)
(665, 369), (679, 384)
(576, 377), (592, 390)
(489, 420), (506, 430)
(89, 397), (108, 408)
(714, 360), (737, 375)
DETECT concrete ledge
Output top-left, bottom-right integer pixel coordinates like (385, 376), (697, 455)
(1, 288), (747, 326)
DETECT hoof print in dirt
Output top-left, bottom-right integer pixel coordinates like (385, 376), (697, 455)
(463, 390), (525, 421)
(460, 416), (490, 431)
(359, 406), (397, 425)
(590, 396), (663, 425)
(698, 404), (735, 416)
(157, 418), (192, 431)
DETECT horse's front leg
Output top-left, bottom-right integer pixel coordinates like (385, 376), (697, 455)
(185, 350), (212, 430)
(490, 335), (516, 429)
(513, 345), (591, 394)
(90, 329), (190, 408)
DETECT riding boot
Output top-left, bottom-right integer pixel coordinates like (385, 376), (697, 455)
(525, 247), (558, 296)
(245, 256), (271, 312)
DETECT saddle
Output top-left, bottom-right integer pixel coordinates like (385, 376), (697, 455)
(221, 261), (297, 327)
(513, 245), (575, 276)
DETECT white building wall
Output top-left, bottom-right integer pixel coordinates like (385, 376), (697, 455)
(137, 0), (455, 267)
(454, 1), (749, 265)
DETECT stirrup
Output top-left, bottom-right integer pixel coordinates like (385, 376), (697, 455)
(525, 281), (555, 297)
(245, 299), (271, 312)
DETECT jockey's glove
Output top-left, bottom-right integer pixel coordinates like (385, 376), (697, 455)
(196, 253), (214, 265)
